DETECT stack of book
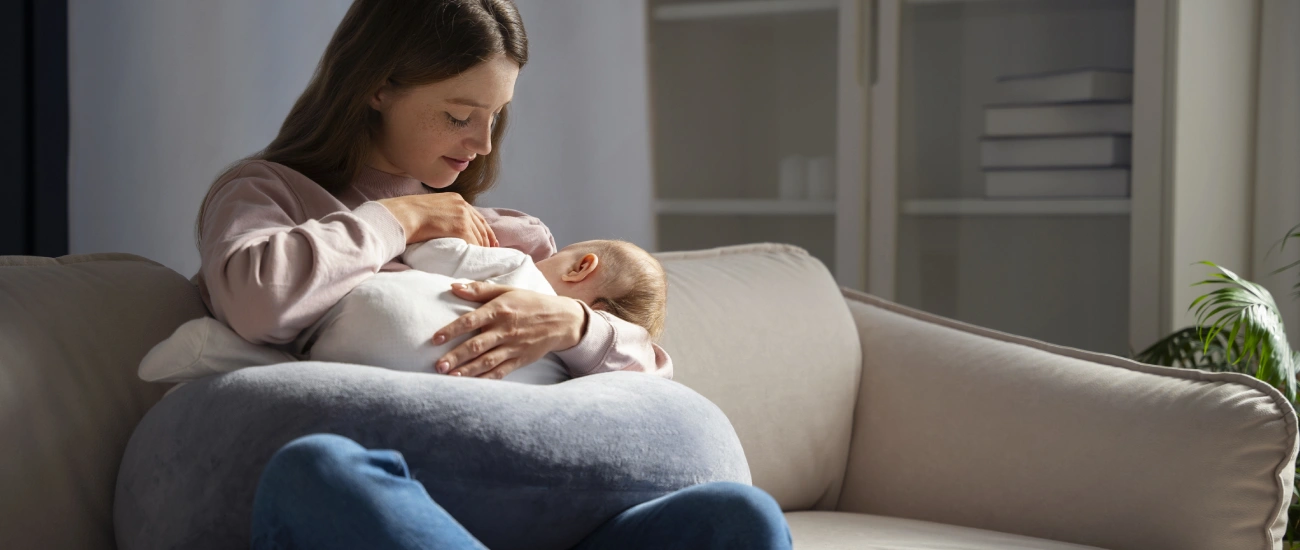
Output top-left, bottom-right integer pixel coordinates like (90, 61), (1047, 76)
(980, 68), (1133, 199)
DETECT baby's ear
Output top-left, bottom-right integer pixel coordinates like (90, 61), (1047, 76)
(560, 253), (598, 282)
(589, 298), (609, 312)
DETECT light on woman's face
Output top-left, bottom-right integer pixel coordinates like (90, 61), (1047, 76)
(369, 54), (519, 188)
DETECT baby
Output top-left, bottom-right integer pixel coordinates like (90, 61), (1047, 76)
(298, 238), (667, 384)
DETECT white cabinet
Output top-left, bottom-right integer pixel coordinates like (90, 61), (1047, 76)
(867, 0), (1258, 356)
(868, 0), (1148, 355)
(648, 0), (869, 287)
(648, 0), (1259, 356)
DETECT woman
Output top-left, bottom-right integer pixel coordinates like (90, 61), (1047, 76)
(195, 0), (792, 548)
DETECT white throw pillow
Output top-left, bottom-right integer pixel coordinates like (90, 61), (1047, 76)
(138, 317), (296, 383)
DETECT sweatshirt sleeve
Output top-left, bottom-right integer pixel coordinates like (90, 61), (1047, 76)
(199, 163), (407, 345)
(477, 206), (557, 263)
(553, 301), (675, 380)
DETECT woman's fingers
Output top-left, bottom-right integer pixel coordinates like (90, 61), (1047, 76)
(477, 357), (525, 380)
(458, 208), (484, 247)
(480, 214), (498, 247)
(433, 302), (494, 345)
(472, 212), (490, 247)
(471, 210), (497, 248)
(433, 288), (583, 379)
(450, 348), (515, 378)
(431, 284), (521, 367)
(449, 281), (513, 303)
(379, 192), (501, 247)
(433, 331), (501, 373)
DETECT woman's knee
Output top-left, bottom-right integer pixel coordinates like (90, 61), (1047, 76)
(262, 433), (411, 489)
(264, 433), (363, 477)
(253, 434), (360, 528)
(682, 482), (790, 545)
(687, 482), (780, 510)
(258, 433), (388, 502)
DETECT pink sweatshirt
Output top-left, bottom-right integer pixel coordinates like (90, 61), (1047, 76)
(195, 160), (672, 379)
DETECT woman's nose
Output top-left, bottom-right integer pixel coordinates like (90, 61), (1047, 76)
(465, 120), (492, 156)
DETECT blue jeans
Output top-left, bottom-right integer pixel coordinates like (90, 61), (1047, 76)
(251, 433), (793, 550)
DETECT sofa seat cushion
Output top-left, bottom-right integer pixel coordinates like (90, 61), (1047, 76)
(785, 511), (1105, 550)
(114, 362), (750, 550)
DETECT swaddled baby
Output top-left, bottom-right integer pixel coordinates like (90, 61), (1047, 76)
(299, 238), (667, 385)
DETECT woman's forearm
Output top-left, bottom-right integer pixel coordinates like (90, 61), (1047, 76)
(205, 210), (402, 345)
(554, 303), (674, 380)
(201, 168), (406, 345)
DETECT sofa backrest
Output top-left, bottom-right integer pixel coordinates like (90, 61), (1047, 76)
(653, 243), (862, 511)
(0, 254), (207, 550)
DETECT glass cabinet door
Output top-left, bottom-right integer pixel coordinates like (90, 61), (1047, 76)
(648, 0), (867, 286)
(872, 0), (1139, 355)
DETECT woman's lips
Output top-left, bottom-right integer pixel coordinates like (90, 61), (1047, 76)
(443, 156), (470, 172)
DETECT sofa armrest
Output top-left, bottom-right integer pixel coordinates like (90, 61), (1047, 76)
(837, 290), (1297, 550)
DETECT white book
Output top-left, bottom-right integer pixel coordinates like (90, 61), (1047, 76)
(981, 134), (1130, 168)
(985, 168), (1130, 198)
(985, 102), (1132, 136)
(996, 69), (1133, 104)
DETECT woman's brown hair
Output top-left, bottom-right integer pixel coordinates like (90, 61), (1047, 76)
(197, 0), (527, 239)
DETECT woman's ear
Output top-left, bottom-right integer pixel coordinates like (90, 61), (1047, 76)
(370, 80), (394, 111)
(561, 253), (600, 283)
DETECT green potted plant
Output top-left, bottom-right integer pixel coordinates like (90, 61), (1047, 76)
(1135, 224), (1300, 546)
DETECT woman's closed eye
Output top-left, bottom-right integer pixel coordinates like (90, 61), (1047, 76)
(446, 112), (471, 129)
(446, 110), (500, 130)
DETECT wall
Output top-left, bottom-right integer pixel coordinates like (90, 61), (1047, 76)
(478, 0), (654, 250)
(69, 0), (654, 276)
(69, 1), (352, 276)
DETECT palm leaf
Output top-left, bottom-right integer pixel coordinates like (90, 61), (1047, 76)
(1274, 222), (1300, 296)
(1191, 262), (1297, 400)
(1134, 326), (1241, 372)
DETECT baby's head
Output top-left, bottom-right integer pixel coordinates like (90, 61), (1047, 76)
(535, 240), (667, 339)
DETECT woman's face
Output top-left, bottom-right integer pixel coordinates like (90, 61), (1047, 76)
(368, 54), (519, 187)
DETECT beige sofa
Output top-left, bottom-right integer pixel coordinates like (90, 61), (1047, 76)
(1, 244), (1295, 550)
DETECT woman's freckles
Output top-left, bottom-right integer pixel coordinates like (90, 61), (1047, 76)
(418, 108), (439, 132)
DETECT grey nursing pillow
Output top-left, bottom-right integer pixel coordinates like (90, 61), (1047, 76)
(114, 362), (750, 550)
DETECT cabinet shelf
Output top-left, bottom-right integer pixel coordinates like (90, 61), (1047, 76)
(656, 199), (836, 215)
(901, 199), (1131, 216)
(653, 0), (837, 21)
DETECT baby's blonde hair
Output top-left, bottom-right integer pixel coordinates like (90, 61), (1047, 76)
(569, 240), (667, 340)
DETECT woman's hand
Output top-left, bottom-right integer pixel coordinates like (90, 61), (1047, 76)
(377, 192), (498, 247)
(432, 282), (587, 379)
